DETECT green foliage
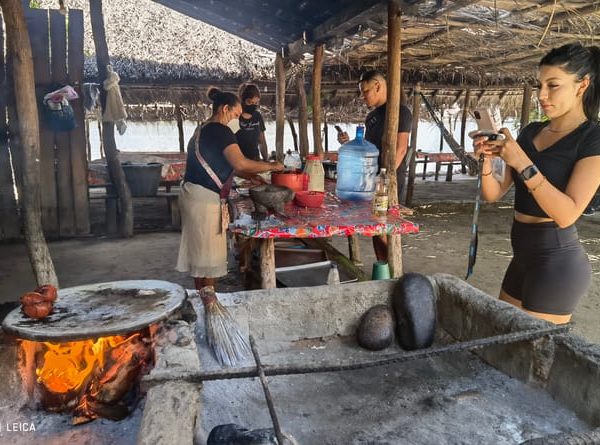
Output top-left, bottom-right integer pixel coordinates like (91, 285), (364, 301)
(29, 0), (42, 8)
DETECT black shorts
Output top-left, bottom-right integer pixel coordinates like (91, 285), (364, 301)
(501, 220), (591, 315)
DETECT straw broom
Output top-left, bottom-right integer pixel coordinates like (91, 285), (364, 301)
(199, 286), (251, 367)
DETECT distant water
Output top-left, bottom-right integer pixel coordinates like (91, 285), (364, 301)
(88, 118), (514, 177)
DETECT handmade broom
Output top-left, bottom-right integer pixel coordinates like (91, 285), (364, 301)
(198, 285), (251, 367)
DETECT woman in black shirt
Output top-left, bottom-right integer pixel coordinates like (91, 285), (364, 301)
(176, 87), (283, 291)
(235, 83), (269, 161)
(474, 43), (600, 324)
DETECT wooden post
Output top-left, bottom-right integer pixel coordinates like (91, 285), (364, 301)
(85, 119), (91, 161)
(312, 43), (324, 155)
(259, 238), (276, 289)
(275, 52), (285, 161)
(287, 117), (299, 152)
(459, 88), (471, 174)
(2, 0), (58, 286)
(296, 71), (309, 159)
(176, 103), (185, 153)
(323, 113), (328, 152)
(520, 83), (532, 130)
(405, 83), (421, 207)
(384, 0), (403, 278)
(438, 106), (445, 152)
(0, 13), (21, 239)
(90, 0), (133, 237)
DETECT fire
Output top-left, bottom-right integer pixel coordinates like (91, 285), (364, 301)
(19, 331), (154, 423)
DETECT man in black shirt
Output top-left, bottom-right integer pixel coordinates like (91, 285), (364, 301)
(338, 70), (413, 261)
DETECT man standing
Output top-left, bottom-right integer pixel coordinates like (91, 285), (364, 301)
(338, 70), (412, 260)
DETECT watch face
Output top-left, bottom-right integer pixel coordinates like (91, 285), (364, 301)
(521, 165), (539, 180)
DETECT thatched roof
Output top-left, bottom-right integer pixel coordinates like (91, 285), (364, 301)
(36, 0), (275, 82)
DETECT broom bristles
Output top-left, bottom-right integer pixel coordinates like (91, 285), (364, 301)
(204, 298), (251, 367)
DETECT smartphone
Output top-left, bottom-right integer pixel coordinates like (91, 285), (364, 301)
(334, 125), (344, 135)
(468, 108), (504, 140)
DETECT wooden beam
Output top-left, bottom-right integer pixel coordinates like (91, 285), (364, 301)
(384, 0), (403, 278)
(459, 88), (471, 174)
(405, 83), (421, 207)
(90, 0), (133, 238)
(296, 71), (310, 159)
(520, 83), (532, 130)
(275, 53), (285, 161)
(175, 102), (184, 152)
(312, 43), (324, 155)
(1, 0), (58, 286)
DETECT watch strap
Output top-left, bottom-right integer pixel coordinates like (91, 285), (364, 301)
(519, 164), (539, 181)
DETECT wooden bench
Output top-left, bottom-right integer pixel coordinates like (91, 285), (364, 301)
(416, 151), (465, 181)
(89, 187), (180, 233)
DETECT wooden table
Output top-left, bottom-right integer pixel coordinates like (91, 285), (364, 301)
(229, 181), (419, 288)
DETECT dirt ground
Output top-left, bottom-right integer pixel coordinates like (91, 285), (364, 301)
(1, 178), (599, 342)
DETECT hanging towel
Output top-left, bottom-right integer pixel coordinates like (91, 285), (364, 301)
(103, 65), (127, 134)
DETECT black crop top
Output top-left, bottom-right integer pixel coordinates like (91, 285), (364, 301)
(512, 120), (600, 217)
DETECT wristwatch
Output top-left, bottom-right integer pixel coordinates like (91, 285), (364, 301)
(519, 164), (540, 181)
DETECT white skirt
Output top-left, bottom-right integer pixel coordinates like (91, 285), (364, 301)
(176, 182), (228, 278)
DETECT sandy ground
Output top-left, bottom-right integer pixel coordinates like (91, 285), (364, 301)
(1, 178), (599, 343)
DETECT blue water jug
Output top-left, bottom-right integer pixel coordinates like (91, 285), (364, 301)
(336, 125), (379, 201)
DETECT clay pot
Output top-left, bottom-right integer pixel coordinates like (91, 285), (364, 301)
(249, 184), (294, 214)
(271, 170), (306, 192)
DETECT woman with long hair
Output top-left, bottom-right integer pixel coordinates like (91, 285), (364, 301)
(474, 43), (600, 324)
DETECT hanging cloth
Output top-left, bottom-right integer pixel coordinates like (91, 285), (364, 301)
(102, 65), (128, 135)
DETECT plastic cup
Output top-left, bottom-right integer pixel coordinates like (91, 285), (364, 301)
(371, 261), (391, 280)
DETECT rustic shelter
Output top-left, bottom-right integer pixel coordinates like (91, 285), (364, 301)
(2, 0), (599, 282)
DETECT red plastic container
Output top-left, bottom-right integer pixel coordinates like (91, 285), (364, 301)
(271, 170), (306, 192)
(294, 190), (325, 208)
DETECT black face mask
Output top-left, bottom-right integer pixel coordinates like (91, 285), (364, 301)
(242, 104), (258, 114)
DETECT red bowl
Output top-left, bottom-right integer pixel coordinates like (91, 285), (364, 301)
(294, 190), (325, 208)
(271, 170), (305, 192)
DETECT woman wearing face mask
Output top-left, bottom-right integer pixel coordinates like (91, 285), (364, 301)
(235, 83), (269, 161)
(176, 87), (283, 291)
(473, 43), (600, 324)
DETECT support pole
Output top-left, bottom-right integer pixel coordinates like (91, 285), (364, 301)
(1, 0), (58, 286)
(175, 102), (184, 153)
(459, 88), (471, 174)
(296, 71), (310, 159)
(275, 53), (285, 161)
(520, 83), (532, 130)
(405, 84), (421, 207)
(384, 0), (403, 278)
(312, 43), (324, 155)
(323, 112), (328, 152)
(90, 0), (133, 237)
(287, 117), (298, 152)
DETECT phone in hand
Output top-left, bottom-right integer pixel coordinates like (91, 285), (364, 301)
(468, 108), (504, 140)
(334, 125), (344, 135)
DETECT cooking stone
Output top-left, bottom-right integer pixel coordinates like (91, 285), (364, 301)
(2, 280), (186, 342)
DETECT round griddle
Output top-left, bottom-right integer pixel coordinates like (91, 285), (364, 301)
(2, 280), (187, 342)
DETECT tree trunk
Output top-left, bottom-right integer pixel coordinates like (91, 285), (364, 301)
(287, 117), (298, 152)
(296, 71), (310, 159)
(275, 53), (285, 161)
(384, 0), (403, 278)
(1, 0), (58, 286)
(311, 44), (324, 155)
(89, 0), (133, 237)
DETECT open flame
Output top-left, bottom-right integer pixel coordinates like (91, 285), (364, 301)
(19, 330), (154, 424)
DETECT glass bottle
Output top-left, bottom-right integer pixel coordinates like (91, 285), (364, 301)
(372, 168), (389, 217)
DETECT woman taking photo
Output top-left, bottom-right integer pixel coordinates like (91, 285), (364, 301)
(177, 87), (283, 290)
(235, 83), (269, 161)
(474, 43), (600, 324)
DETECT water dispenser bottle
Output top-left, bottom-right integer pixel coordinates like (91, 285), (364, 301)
(335, 124), (379, 201)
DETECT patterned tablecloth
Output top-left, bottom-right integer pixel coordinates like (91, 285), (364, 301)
(229, 181), (419, 239)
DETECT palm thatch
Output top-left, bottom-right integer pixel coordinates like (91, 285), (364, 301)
(36, 0), (275, 82)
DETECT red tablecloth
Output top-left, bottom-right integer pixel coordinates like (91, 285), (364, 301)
(230, 181), (419, 239)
